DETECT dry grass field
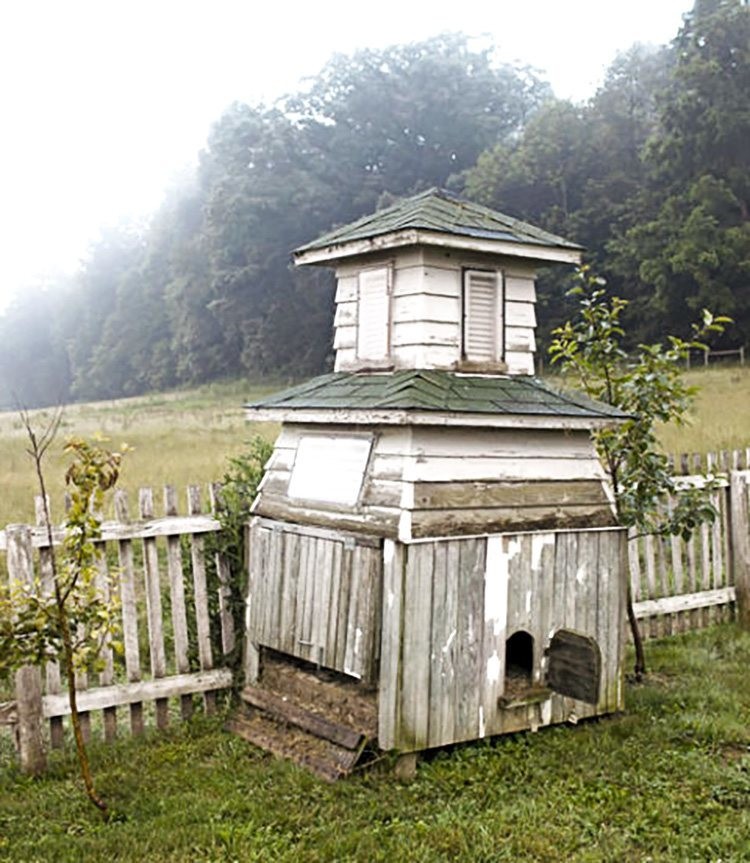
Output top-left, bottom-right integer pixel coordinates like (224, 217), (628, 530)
(0, 364), (748, 527)
(0, 380), (280, 525)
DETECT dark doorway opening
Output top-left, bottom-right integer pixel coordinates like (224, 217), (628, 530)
(505, 630), (534, 696)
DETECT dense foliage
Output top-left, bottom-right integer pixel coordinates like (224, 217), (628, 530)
(1, 2), (748, 408)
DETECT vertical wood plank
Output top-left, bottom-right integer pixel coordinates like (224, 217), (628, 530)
(115, 490), (144, 736)
(378, 539), (404, 750)
(401, 542), (433, 750)
(643, 534), (658, 638)
(729, 471), (750, 628)
(7, 525), (47, 775)
(188, 486), (215, 713)
(139, 488), (168, 729)
(334, 542), (353, 671)
(455, 539), (485, 743)
(279, 530), (300, 657)
(164, 486), (193, 719)
(209, 483), (236, 659)
(243, 521), (262, 685)
(313, 538), (334, 669)
(34, 496), (64, 748)
(481, 535), (508, 740)
(95, 548), (117, 742)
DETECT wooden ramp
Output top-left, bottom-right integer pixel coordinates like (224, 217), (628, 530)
(227, 653), (378, 782)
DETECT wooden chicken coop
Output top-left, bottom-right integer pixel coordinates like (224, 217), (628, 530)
(230, 188), (629, 779)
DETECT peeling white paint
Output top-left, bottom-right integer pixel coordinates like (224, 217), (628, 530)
(398, 511), (412, 543)
(387, 589), (395, 610)
(576, 566), (586, 586)
(525, 589), (532, 614)
(507, 538), (521, 560)
(484, 536), (508, 637)
(383, 539), (395, 567)
(541, 699), (552, 726)
(479, 705), (485, 738)
(486, 651), (501, 684)
(567, 711), (578, 725)
(442, 629), (456, 654)
(531, 533), (554, 571)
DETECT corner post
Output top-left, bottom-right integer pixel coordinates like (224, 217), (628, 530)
(7, 524), (47, 775)
(729, 471), (750, 628)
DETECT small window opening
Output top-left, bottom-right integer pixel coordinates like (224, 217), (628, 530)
(505, 630), (534, 697)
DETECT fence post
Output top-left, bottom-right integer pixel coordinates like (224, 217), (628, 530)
(7, 524), (47, 775)
(729, 471), (750, 629)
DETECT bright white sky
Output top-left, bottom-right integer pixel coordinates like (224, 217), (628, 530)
(0, 0), (693, 312)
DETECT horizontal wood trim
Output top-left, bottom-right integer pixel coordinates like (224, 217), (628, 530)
(410, 505), (617, 538)
(252, 517), (382, 548)
(413, 479), (610, 511)
(0, 515), (220, 551)
(505, 300), (536, 328)
(244, 408), (623, 431)
(241, 686), (364, 750)
(254, 496), (398, 538)
(295, 229), (582, 266)
(634, 587), (736, 618)
(396, 455), (606, 483)
(42, 668), (233, 717)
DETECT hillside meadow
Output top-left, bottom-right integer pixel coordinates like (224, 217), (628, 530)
(0, 364), (748, 527)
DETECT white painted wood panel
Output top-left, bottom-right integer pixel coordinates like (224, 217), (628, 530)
(333, 325), (356, 350)
(381, 454), (606, 483)
(505, 351), (535, 375)
(391, 320), (459, 347)
(357, 267), (391, 359)
(504, 276), (536, 303)
(334, 348), (357, 371)
(505, 325), (536, 352)
(411, 427), (597, 459)
(392, 293), (460, 324)
(392, 344), (459, 368)
(334, 301), (357, 327)
(421, 266), (461, 297)
(288, 436), (373, 505)
(505, 300), (536, 328)
(334, 276), (358, 303)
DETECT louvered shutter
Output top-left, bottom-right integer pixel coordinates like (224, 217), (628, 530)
(464, 270), (501, 362)
(357, 267), (391, 360)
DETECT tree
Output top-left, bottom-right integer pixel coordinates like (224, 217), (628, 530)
(549, 266), (730, 677)
(0, 418), (125, 817)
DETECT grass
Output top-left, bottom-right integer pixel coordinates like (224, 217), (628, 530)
(1, 624), (750, 862)
(655, 364), (750, 456)
(0, 380), (280, 525)
(0, 364), (748, 527)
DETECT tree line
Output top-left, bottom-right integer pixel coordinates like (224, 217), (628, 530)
(1, 0), (747, 409)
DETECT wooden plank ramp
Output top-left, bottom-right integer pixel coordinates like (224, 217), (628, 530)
(227, 653), (377, 782)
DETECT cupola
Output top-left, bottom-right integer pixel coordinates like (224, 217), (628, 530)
(293, 187), (582, 375)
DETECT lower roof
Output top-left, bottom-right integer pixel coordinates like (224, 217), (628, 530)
(244, 370), (628, 430)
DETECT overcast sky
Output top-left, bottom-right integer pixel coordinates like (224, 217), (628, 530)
(0, 0), (693, 312)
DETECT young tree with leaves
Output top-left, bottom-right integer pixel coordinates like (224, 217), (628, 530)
(549, 266), (730, 678)
(0, 416), (125, 817)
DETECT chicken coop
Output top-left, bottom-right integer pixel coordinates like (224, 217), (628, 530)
(230, 188), (629, 779)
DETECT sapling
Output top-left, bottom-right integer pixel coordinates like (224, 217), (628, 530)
(549, 266), (729, 677)
(0, 410), (125, 817)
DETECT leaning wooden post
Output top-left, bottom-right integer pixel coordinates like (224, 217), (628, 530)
(729, 470), (750, 628)
(7, 524), (47, 775)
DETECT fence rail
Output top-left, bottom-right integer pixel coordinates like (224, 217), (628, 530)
(629, 448), (750, 637)
(1, 483), (233, 774)
(3, 451), (750, 773)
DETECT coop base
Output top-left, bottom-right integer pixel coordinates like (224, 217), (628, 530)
(227, 653), (378, 782)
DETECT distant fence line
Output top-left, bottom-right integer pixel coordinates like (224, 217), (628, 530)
(2, 452), (750, 774)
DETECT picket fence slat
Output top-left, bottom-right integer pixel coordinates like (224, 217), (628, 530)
(2, 482), (234, 769)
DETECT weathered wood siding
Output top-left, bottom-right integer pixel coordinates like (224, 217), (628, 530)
(254, 424), (615, 540)
(253, 424), (407, 537)
(332, 248), (539, 374)
(379, 527), (627, 751)
(247, 518), (382, 683)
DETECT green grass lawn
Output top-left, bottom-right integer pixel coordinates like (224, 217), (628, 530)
(1, 625), (749, 862)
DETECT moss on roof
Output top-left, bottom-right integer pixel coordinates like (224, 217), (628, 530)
(245, 370), (628, 420)
(294, 188), (583, 256)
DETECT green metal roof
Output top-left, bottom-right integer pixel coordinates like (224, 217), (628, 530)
(245, 371), (628, 420)
(294, 188), (583, 257)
